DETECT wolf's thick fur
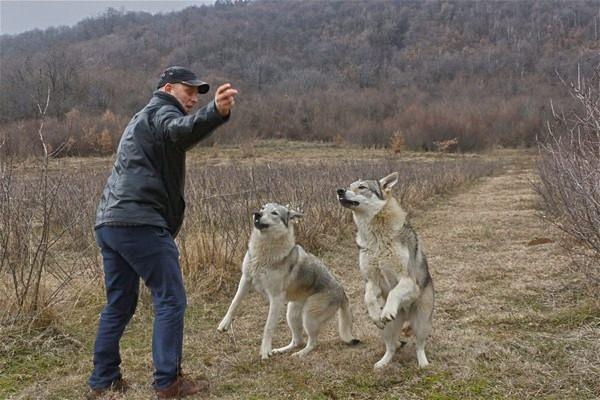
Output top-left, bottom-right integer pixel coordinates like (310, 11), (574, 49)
(338, 173), (434, 369)
(217, 203), (359, 359)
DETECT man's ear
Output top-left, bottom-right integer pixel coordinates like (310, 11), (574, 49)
(162, 82), (173, 93)
(379, 172), (399, 192)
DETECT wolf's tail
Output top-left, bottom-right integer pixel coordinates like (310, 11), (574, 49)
(338, 292), (360, 345)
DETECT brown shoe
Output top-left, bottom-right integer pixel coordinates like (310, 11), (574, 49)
(155, 375), (209, 399)
(86, 378), (129, 399)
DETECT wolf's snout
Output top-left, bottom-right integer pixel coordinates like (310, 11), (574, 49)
(337, 189), (360, 208)
(253, 211), (269, 230)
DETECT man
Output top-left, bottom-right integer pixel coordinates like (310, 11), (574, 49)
(88, 66), (237, 399)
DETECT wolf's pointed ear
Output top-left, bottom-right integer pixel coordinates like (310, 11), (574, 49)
(289, 210), (304, 221)
(379, 172), (399, 192)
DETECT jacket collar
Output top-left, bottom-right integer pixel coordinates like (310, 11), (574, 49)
(151, 90), (188, 115)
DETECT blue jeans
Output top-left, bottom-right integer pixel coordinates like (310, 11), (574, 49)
(88, 225), (186, 390)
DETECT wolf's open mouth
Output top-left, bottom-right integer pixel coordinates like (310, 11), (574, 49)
(338, 197), (360, 207)
(254, 220), (270, 230)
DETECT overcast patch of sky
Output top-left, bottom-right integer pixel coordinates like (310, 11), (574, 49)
(0, 0), (213, 36)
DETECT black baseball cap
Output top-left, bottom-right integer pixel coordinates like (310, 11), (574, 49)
(156, 66), (210, 94)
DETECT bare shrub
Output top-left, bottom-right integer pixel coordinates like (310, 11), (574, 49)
(61, 108), (126, 156)
(0, 91), (101, 327)
(390, 131), (406, 154)
(0, 108), (127, 159)
(536, 66), (600, 282)
(393, 95), (546, 152)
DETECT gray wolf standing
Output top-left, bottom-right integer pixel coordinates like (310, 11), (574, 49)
(337, 172), (434, 369)
(217, 203), (359, 359)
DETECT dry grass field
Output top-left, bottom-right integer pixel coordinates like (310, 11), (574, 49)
(2, 144), (598, 399)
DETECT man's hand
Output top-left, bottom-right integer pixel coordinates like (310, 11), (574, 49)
(214, 83), (238, 117)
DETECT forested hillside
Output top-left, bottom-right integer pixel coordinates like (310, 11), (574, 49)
(1, 0), (599, 156)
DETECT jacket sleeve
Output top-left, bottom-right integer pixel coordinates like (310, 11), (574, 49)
(153, 100), (229, 151)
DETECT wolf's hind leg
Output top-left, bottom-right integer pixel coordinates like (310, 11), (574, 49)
(293, 295), (336, 357)
(415, 337), (429, 368)
(374, 317), (403, 369)
(410, 285), (433, 368)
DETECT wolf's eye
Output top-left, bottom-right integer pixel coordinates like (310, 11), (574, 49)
(358, 185), (367, 190)
(271, 211), (278, 216)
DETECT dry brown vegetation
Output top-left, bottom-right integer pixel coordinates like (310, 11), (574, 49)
(0, 141), (496, 319)
(1, 145), (598, 399)
(178, 154), (496, 295)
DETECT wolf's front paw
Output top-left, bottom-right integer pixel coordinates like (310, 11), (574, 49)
(217, 318), (231, 332)
(380, 307), (397, 324)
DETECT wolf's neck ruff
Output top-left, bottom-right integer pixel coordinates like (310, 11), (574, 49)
(355, 196), (407, 244)
(248, 227), (296, 268)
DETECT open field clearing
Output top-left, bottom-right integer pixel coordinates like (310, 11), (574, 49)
(1, 144), (598, 399)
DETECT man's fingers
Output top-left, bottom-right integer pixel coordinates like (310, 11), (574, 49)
(217, 93), (236, 105)
(214, 84), (237, 116)
(216, 83), (235, 95)
(216, 83), (230, 94)
(218, 88), (238, 100)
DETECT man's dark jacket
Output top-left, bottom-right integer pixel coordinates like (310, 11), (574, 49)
(95, 91), (228, 237)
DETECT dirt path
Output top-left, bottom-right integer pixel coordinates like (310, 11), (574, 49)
(411, 157), (599, 399)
